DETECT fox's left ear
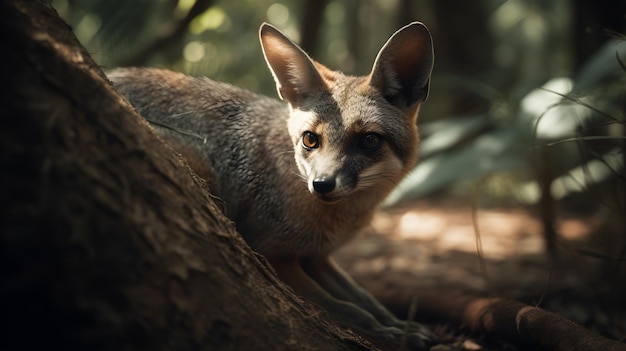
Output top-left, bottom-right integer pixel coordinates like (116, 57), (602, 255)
(369, 22), (434, 111)
(259, 23), (326, 108)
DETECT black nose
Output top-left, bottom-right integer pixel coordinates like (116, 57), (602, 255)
(312, 176), (336, 194)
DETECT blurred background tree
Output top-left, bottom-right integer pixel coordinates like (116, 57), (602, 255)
(54, 0), (624, 254)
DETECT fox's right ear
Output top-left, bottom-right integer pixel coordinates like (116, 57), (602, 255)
(369, 22), (434, 112)
(259, 23), (326, 107)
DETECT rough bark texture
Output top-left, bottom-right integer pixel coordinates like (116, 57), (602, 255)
(0, 1), (370, 350)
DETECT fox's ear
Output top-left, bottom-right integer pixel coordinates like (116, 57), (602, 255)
(259, 23), (325, 107)
(369, 22), (434, 111)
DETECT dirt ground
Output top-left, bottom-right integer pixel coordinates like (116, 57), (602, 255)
(334, 197), (626, 350)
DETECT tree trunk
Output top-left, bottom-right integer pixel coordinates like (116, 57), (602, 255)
(0, 1), (370, 350)
(298, 0), (329, 57)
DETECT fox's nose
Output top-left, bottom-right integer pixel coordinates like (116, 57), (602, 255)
(312, 176), (336, 194)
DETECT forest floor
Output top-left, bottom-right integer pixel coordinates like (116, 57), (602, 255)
(334, 197), (625, 350)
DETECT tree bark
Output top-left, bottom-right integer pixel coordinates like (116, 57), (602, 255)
(0, 1), (370, 350)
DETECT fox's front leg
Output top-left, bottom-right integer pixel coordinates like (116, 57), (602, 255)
(268, 256), (431, 350)
(302, 256), (433, 342)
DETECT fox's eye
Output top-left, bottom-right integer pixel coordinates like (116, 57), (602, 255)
(302, 131), (319, 149)
(358, 133), (382, 151)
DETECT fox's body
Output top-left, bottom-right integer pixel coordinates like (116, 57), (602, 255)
(111, 68), (415, 256)
(110, 22), (433, 349)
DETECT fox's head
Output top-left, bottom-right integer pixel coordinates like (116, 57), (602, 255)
(260, 23), (433, 203)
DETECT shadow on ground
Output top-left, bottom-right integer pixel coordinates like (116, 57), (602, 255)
(335, 197), (625, 350)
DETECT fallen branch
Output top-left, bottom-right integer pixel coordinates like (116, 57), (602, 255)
(384, 291), (626, 351)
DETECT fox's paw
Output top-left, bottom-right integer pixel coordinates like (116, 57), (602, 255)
(400, 322), (435, 350)
(364, 324), (434, 351)
(345, 313), (433, 349)
(314, 297), (434, 349)
(374, 315), (435, 348)
(399, 319), (435, 344)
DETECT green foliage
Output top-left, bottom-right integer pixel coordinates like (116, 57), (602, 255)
(53, 0), (403, 96)
(387, 40), (625, 206)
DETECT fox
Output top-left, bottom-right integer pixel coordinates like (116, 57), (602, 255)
(109, 22), (434, 349)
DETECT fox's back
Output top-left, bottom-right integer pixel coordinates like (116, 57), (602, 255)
(110, 70), (286, 222)
(110, 67), (286, 145)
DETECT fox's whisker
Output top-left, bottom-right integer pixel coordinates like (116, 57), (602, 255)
(357, 172), (401, 189)
(291, 171), (307, 183)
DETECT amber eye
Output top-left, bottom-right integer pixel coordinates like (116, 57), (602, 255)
(302, 131), (319, 149)
(358, 133), (382, 151)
